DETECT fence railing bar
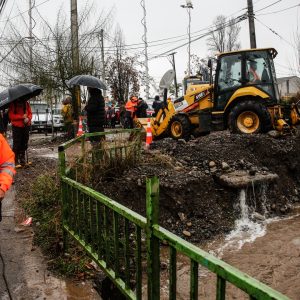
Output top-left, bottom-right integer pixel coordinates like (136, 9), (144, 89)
(135, 225), (142, 300)
(190, 259), (199, 300)
(76, 189), (80, 237)
(83, 193), (89, 244)
(146, 177), (160, 300)
(103, 206), (109, 265)
(216, 275), (226, 300)
(169, 246), (177, 300)
(89, 196), (96, 253)
(124, 218), (130, 288)
(95, 201), (101, 258)
(113, 211), (120, 278)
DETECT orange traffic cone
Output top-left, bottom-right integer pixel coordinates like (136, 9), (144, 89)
(77, 116), (84, 136)
(145, 118), (152, 150)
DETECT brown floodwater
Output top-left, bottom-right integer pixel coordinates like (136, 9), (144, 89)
(158, 208), (300, 300)
(65, 281), (102, 300)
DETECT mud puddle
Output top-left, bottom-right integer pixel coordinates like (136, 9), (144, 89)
(64, 281), (102, 300)
(158, 202), (300, 299)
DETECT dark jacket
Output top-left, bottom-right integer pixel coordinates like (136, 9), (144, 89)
(152, 99), (163, 116)
(136, 100), (148, 118)
(85, 89), (105, 128)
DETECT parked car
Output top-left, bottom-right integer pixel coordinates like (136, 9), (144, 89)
(30, 103), (63, 132)
(52, 108), (64, 130)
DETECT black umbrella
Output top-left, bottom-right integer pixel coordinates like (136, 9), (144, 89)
(0, 83), (43, 109)
(67, 75), (107, 90)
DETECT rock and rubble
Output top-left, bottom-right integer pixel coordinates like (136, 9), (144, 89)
(95, 130), (300, 243)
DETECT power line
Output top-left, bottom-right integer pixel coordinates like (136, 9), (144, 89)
(149, 14), (247, 60)
(256, 3), (300, 16)
(255, 0), (283, 12)
(255, 17), (297, 50)
(0, 0), (51, 23)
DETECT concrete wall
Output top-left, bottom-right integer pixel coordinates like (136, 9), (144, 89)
(278, 77), (300, 96)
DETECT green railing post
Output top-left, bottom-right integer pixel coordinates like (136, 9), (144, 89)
(81, 135), (86, 165)
(58, 146), (68, 251)
(146, 177), (160, 300)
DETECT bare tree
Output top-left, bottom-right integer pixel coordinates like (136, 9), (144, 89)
(0, 2), (113, 103)
(190, 54), (210, 81)
(106, 28), (140, 104)
(206, 15), (241, 53)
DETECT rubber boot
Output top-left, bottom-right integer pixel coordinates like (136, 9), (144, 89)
(19, 153), (26, 167)
(15, 153), (22, 169)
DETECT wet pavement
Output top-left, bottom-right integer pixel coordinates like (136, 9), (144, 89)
(0, 188), (101, 300)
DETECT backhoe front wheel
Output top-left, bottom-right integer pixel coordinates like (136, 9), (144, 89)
(170, 115), (191, 140)
(228, 100), (272, 134)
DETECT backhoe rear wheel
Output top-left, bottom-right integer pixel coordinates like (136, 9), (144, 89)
(228, 100), (272, 134)
(170, 115), (191, 140)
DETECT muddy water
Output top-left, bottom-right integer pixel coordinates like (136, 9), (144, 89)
(159, 207), (300, 299)
(64, 281), (102, 300)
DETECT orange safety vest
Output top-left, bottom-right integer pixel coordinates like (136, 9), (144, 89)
(125, 100), (138, 114)
(0, 134), (15, 192)
(249, 68), (260, 82)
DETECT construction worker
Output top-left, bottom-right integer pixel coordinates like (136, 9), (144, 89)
(248, 61), (261, 83)
(0, 133), (15, 221)
(61, 96), (74, 139)
(136, 97), (148, 118)
(124, 96), (138, 128)
(152, 95), (163, 117)
(8, 98), (32, 168)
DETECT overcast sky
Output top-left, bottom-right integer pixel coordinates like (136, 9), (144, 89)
(0, 0), (299, 89)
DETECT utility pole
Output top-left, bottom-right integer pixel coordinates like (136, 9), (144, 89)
(181, 0), (193, 76)
(70, 0), (80, 121)
(28, 0), (33, 79)
(169, 52), (178, 98)
(100, 29), (107, 97)
(247, 0), (257, 48)
(141, 0), (150, 100)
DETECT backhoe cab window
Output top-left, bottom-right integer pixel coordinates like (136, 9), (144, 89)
(246, 52), (271, 84)
(246, 51), (274, 98)
(218, 54), (242, 92)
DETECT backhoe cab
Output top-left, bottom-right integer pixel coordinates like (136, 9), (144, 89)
(147, 48), (300, 140)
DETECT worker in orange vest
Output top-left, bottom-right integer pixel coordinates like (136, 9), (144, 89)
(8, 99), (32, 167)
(248, 61), (261, 83)
(0, 133), (16, 221)
(124, 96), (138, 128)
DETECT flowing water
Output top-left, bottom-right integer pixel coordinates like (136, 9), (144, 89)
(158, 188), (300, 299)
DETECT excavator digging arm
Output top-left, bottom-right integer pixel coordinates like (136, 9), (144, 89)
(290, 101), (300, 126)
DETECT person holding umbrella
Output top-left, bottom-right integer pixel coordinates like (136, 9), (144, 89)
(84, 87), (105, 143)
(0, 84), (43, 167)
(8, 96), (32, 167)
(67, 75), (107, 144)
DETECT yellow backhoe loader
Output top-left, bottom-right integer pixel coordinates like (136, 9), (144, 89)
(138, 48), (300, 140)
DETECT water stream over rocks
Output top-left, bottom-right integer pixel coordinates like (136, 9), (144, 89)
(157, 186), (300, 299)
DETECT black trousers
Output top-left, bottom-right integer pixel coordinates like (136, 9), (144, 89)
(12, 126), (30, 161)
(88, 126), (104, 142)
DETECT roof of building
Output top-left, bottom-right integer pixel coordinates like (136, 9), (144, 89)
(277, 76), (300, 84)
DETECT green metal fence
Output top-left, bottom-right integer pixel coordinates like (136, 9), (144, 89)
(58, 130), (289, 300)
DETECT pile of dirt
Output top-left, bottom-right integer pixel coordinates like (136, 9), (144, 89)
(96, 131), (300, 243)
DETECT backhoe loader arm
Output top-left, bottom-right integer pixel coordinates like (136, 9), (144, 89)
(290, 102), (300, 126)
